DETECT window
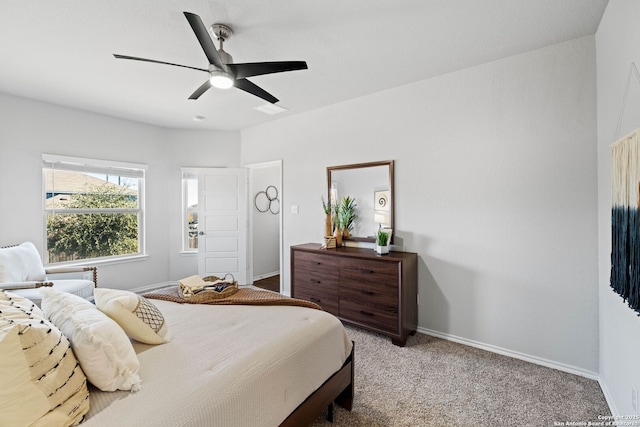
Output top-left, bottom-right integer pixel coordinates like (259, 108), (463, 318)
(43, 154), (146, 264)
(182, 169), (198, 252)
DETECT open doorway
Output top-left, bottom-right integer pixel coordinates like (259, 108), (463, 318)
(246, 160), (282, 293)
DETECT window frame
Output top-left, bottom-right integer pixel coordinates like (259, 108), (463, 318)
(42, 153), (147, 266)
(181, 168), (199, 253)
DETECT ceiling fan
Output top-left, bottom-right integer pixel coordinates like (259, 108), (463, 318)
(114, 12), (308, 104)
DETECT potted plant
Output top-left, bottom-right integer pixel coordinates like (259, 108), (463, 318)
(375, 229), (390, 255)
(339, 196), (357, 237)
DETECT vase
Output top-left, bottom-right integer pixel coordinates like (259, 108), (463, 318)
(334, 227), (343, 246)
(324, 214), (332, 237)
(343, 228), (350, 238)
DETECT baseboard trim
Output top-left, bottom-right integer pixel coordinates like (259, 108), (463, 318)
(598, 377), (619, 420)
(253, 271), (280, 282)
(130, 281), (175, 294)
(418, 326), (599, 381)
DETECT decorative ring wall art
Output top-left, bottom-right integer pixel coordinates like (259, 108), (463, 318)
(254, 185), (280, 214)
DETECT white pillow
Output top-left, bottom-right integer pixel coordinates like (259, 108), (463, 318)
(0, 242), (46, 283)
(40, 288), (141, 392)
(94, 288), (171, 345)
(0, 291), (90, 426)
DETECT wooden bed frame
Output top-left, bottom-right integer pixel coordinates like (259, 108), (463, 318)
(280, 342), (355, 426)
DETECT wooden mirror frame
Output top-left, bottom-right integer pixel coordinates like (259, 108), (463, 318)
(327, 160), (394, 244)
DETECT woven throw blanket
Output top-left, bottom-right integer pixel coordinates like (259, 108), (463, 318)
(143, 286), (322, 310)
(611, 129), (640, 314)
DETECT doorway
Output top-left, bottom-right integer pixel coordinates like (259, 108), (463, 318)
(196, 168), (247, 286)
(246, 160), (283, 293)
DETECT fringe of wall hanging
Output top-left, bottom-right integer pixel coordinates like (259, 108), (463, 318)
(611, 129), (640, 314)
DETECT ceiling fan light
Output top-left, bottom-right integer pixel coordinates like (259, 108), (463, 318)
(210, 70), (234, 89)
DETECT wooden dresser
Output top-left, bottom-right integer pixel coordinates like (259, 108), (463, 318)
(291, 243), (417, 346)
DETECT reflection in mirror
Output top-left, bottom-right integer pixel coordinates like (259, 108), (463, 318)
(327, 160), (394, 243)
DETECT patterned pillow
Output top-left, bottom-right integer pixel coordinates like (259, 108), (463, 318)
(94, 288), (171, 345)
(0, 291), (90, 426)
(40, 288), (141, 392)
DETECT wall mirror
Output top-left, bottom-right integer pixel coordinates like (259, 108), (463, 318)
(327, 160), (394, 243)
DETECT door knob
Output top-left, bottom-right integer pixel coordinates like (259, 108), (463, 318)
(199, 231), (205, 235)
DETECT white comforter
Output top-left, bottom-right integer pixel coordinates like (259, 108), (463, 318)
(83, 300), (352, 427)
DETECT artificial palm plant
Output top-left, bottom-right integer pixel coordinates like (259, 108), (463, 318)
(321, 196), (332, 236)
(338, 196), (357, 236)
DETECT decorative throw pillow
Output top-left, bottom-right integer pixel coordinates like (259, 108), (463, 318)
(0, 291), (90, 426)
(0, 288), (44, 315)
(0, 242), (47, 283)
(94, 288), (171, 345)
(40, 288), (142, 392)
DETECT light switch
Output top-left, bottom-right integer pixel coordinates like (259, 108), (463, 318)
(291, 205), (299, 214)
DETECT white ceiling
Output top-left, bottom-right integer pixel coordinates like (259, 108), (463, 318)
(0, 0), (608, 131)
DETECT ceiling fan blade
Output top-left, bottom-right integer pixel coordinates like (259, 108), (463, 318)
(113, 54), (208, 73)
(227, 61), (308, 79)
(234, 78), (279, 104)
(183, 12), (227, 71)
(189, 80), (212, 100)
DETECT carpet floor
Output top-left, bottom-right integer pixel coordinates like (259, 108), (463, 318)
(312, 325), (610, 427)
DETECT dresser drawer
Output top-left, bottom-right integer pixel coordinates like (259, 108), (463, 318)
(292, 251), (340, 316)
(339, 299), (398, 333)
(293, 286), (339, 316)
(293, 268), (339, 293)
(340, 285), (398, 309)
(294, 251), (340, 276)
(339, 258), (399, 291)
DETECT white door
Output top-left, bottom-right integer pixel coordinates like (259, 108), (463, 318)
(197, 168), (247, 285)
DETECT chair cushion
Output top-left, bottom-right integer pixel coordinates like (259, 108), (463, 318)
(40, 288), (141, 392)
(0, 242), (46, 283)
(11, 279), (95, 306)
(0, 291), (90, 426)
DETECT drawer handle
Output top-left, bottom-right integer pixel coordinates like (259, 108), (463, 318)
(310, 279), (321, 284)
(310, 297), (321, 303)
(360, 310), (374, 317)
(361, 290), (374, 296)
(360, 269), (374, 274)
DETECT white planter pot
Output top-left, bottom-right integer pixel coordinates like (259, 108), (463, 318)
(376, 244), (389, 255)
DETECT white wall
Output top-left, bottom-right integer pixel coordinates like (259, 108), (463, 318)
(0, 93), (240, 290)
(596, 0), (640, 417)
(242, 36), (599, 374)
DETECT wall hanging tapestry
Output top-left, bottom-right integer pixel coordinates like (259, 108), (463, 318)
(611, 128), (640, 314)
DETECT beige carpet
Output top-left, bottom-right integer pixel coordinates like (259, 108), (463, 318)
(313, 325), (609, 427)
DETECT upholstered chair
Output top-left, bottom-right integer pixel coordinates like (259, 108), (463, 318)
(0, 242), (97, 305)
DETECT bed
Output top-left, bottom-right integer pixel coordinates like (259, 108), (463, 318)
(85, 294), (354, 426)
(0, 287), (354, 427)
